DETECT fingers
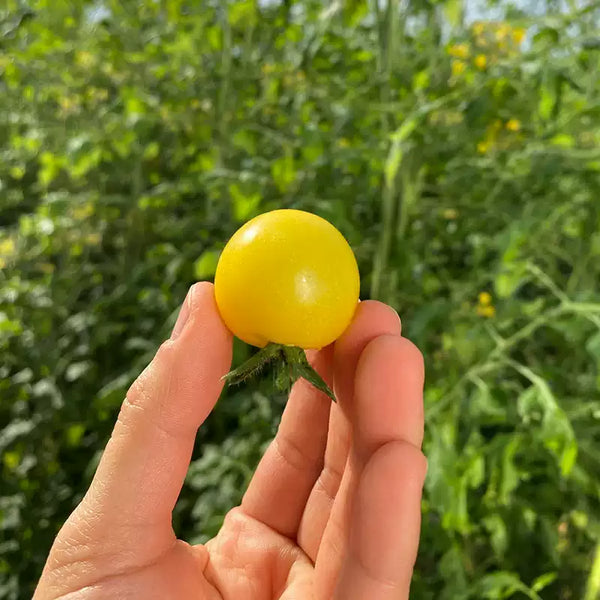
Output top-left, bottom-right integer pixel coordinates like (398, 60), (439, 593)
(334, 301), (402, 417)
(242, 301), (401, 543)
(353, 334), (425, 461)
(299, 301), (401, 562)
(299, 304), (400, 598)
(82, 282), (233, 529)
(240, 347), (333, 538)
(333, 442), (427, 600)
(38, 283), (232, 594)
(333, 335), (427, 599)
(296, 403), (350, 561)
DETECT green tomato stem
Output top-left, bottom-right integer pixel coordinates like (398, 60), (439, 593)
(222, 342), (336, 402)
(222, 343), (281, 386)
(282, 346), (336, 402)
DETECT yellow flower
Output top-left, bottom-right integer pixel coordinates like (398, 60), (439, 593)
(512, 27), (527, 45)
(477, 305), (496, 318)
(59, 96), (80, 114)
(0, 238), (15, 256)
(261, 63), (276, 75)
(86, 87), (109, 103)
(477, 291), (495, 317)
(75, 51), (96, 69)
(337, 138), (351, 148)
(478, 291), (492, 306)
(477, 140), (489, 154)
(443, 208), (458, 220)
(472, 22), (486, 38)
(451, 60), (466, 77)
(448, 43), (470, 59)
(72, 203), (94, 220)
(506, 118), (522, 132)
(495, 23), (512, 43)
(474, 54), (487, 70)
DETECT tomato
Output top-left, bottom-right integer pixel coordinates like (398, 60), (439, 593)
(214, 209), (360, 349)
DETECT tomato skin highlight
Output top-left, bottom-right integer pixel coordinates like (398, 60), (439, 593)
(214, 209), (360, 349)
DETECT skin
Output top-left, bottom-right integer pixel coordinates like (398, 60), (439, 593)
(34, 282), (426, 600)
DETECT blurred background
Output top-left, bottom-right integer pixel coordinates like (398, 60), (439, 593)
(1, 0), (600, 598)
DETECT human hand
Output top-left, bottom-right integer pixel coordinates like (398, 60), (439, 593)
(34, 282), (426, 600)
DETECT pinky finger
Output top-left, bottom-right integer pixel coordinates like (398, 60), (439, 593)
(333, 441), (427, 600)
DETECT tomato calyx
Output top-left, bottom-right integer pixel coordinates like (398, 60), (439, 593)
(222, 343), (336, 402)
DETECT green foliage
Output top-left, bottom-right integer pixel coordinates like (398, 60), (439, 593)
(1, 0), (600, 598)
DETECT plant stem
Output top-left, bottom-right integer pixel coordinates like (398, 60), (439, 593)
(222, 343), (281, 386)
(222, 343), (336, 402)
(584, 541), (600, 600)
(282, 346), (336, 402)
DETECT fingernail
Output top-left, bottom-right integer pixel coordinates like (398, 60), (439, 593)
(387, 304), (401, 329)
(170, 289), (192, 340)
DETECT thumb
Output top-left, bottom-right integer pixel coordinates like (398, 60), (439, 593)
(83, 281), (232, 526)
(43, 282), (232, 585)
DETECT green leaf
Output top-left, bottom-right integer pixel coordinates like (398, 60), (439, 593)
(283, 346), (335, 402)
(229, 0), (256, 27)
(585, 331), (600, 365)
(584, 542), (600, 600)
(384, 139), (404, 188)
(413, 70), (430, 91)
(229, 183), (261, 222)
(271, 150), (296, 193)
(222, 344), (281, 386)
(144, 141), (160, 160)
(477, 571), (535, 599)
(531, 572), (557, 593)
(558, 438), (577, 476)
(499, 436), (521, 504)
(194, 249), (221, 280)
(538, 74), (556, 120)
(38, 151), (63, 187)
(301, 142), (323, 163)
(483, 514), (508, 558)
(232, 129), (257, 155)
(3, 450), (21, 471)
(66, 424), (86, 447)
(207, 26), (222, 50)
(550, 134), (574, 148)
(495, 262), (527, 298)
(343, 0), (368, 26)
(385, 115), (423, 187)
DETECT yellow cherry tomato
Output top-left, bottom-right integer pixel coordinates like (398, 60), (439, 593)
(214, 209), (360, 349)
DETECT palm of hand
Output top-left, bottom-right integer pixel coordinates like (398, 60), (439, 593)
(35, 285), (425, 600)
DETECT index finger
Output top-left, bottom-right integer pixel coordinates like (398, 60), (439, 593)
(81, 282), (232, 527)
